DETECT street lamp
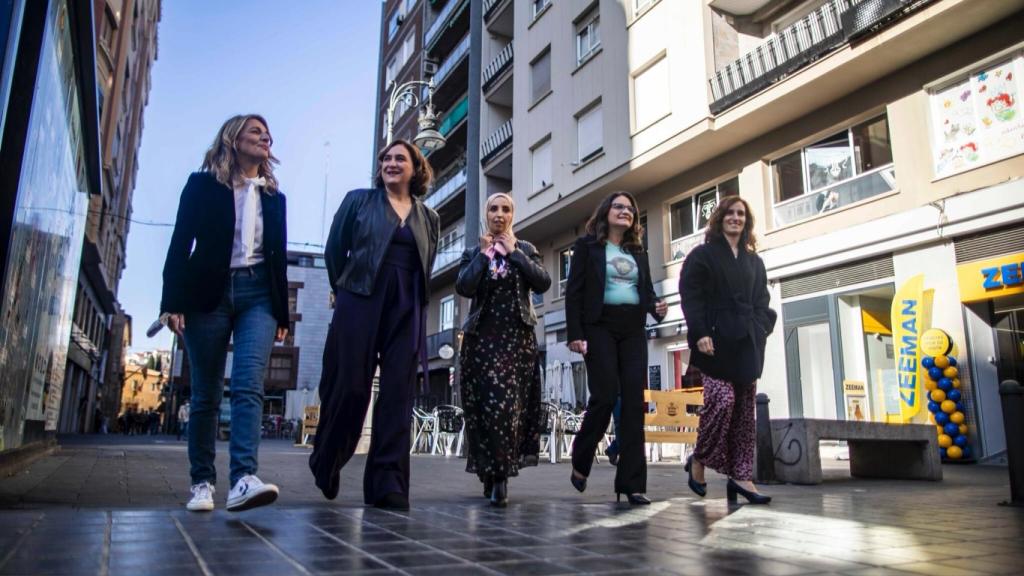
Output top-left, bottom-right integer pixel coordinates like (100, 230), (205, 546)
(386, 78), (447, 152)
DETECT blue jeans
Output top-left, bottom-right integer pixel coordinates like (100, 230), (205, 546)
(184, 264), (277, 486)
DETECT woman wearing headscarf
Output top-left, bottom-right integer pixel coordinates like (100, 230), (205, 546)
(679, 196), (776, 504)
(456, 193), (550, 507)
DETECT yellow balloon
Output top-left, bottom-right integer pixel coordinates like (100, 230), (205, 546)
(934, 355), (950, 369)
(941, 400), (957, 414)
(959, 424), (968, 435)
(938, 434), (953, 448)
(924, 379), (937, 391)
(950, 411), (965, 424)
(952, 378), (961, 389)
(937, 426), (945, 436)
(946, 445), (963, 459)
(943, 367), (959, 378)
(930, 389), (947, 403)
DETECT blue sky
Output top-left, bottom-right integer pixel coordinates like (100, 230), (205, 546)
(121, 0), (382, 352)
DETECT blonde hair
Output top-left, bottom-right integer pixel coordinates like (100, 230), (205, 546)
(483, 192), (515, 234)
(201, 114), (280, 192)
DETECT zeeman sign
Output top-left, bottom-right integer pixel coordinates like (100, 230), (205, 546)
(890, 275), (934, 423)
(956, 251), (1024, 303)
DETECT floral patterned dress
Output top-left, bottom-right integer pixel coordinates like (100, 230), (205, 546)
(460, 254), (542, 482)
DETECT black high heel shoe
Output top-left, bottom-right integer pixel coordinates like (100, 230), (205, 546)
(684, 455), (706, 498)
(570, 470), (587, 493)
(490, 480), (508, 508)
(617, 493), (651, 505)
(726, 479), (771, 505)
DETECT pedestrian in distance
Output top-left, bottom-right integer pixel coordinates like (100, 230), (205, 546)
(456, 192), (551, 507)
(679, 196), (776, 505)
(177, 400), (190, 441)
(161, 114), (290, 512)
(310, 139), (440, 511)
(565, 191), (668, 505)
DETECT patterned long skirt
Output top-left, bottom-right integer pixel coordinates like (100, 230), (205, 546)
(693, 373), (756, 481)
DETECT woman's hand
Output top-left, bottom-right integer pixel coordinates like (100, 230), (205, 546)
(654, 299), (668, 318)
(568, 340), (588, 355)
(494, 233), (517, 254)
(479, 234), (494, 252)
(697, 336), (715, 356)
(166, 314), (185, 337)
(276, 327), (289, 343)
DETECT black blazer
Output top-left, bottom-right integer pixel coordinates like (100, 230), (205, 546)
(455, 240), (551, 334)
(678, 236), (776, 385)
(161, 171), (290, 328)
(565, 235), (664, 342)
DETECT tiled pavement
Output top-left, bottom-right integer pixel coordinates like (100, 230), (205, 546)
(0, 436), (1022, 575)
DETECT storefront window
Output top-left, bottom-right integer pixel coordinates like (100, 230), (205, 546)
(668, 176), (738, 261)
(837, 285), (898, 423)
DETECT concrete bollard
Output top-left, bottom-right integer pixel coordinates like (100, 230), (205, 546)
(755, 392), (776, 484)
(999, 380), (1024, 507)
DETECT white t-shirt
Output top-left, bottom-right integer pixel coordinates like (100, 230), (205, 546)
(231, 177), (265, 267)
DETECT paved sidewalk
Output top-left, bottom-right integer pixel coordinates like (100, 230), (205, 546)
(0, 435), (1021, 575)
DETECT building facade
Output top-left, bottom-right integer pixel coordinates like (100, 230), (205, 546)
(474, 0), (1023, 460)
(0, 0), (103, 455)
(282, 251), (331, 418)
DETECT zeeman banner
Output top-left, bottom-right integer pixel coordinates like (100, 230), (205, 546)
(890, 275), (934, 423)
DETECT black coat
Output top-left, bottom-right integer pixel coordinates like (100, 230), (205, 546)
(678, 236), (776, 385)
(455, 240), (551, 334)
(325, 188), (439, 303)
(565, 235), (665, 342)
(161, 172), (289, 328)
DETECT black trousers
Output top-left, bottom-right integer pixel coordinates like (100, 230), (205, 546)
(571, 305), (648, 494)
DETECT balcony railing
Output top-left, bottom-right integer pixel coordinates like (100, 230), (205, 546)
(425, 167), (467, 210)
(669, 232), (705, 264)
(433, 34), (470, 86)
(482, 42), (513, 92)
(425, 0), (467, 51)
(483, 0), (501, 21)
(433, 234), (465, 274)
(773, 165), (896, 227)
(709, 0), (858, 114)
(439, 94), (469, 136)
(481, 119), (512, 164)
(426, 328), (456, 360)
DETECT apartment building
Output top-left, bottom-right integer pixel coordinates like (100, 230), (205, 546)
(483, 0), (1024, 460)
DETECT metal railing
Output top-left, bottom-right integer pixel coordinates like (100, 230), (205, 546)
(425, 0), (467, 51)
(433, 234), (465, 274)
(433, 34), (470, 86)
(439, 94), (469, 136)
(482, 42), (513, 92)
(481, 119), (513, 164)
(773, 165), (896, 227)
(483, 0), (501, 21)
(425, 167), (467, 210)
(669, 232), (705, 263)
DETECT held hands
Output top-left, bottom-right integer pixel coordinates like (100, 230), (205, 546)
(479, 234), (494, 252)
(568, 340), (588, 355)
(654, 299), (668, 318)
(493, 232), (517, 254)
(697, 336), (715, 356)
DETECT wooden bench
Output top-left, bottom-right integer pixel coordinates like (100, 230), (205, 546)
(770, 418), (942, 484)
(643, 388), (703, 462)
(297, 405), (319, 447)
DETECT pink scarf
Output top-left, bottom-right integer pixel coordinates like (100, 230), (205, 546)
(483, 242), (507, 260)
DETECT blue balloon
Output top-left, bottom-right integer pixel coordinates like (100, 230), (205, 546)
(956, 402), (965, 413)
(928, 367), (944, 381)
(954, 435), (969, 447)
(935, 412), (950, 425)
(948, 389), (962, 402)
(944, 423), (959, 436)
(962, 446), (972, 459)
(940, 447), (948, 458)
(922, 356), (936, 369)
(938, 378), (953, 391)
(927, 401), (940, 413)
(947, 356), (957, 367)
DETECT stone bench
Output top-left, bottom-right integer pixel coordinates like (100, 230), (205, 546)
(770, 418), (942, 484)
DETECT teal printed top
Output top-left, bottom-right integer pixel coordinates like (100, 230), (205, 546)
(604, 242), (639, 305)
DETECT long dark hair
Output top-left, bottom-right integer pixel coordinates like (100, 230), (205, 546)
(374, 140), (434, 197)
(585, 191), (645, 252)
(704, 196), (757, 252)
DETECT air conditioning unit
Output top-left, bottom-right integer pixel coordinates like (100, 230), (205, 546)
(422, 60), (438, 77)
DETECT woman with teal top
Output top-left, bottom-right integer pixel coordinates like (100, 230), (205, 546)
(565, 191), (667, 505)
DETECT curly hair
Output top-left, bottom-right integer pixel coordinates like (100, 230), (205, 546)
(704, 196), (757, 252)
(374, 140), (434, 197)
(201, 114), (280, 192)
(585, 191), (645, 252)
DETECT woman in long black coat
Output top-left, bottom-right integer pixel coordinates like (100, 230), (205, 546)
(679, 196), (776, 504)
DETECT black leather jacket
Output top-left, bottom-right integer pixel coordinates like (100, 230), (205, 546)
(325, 188), (440, 302)
(455, 240), (551, 334)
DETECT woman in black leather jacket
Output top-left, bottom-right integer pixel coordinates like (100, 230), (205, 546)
(309, 140), (440, 511)
(456, 193), (550, 507)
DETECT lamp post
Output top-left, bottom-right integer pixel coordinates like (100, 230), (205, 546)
(386, 78), (447, 152)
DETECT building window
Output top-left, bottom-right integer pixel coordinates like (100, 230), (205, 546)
(99, 6), (117, 50)
(387, 6), (404, 41)
(576, 7), (600, 65)
(268, 354), (293, 383)
(530, 47), (551, 104)
(532, 0), (551, 19)
(770, 114), (895, 227)
(930, 54), (1024, 179)
(668, 177), (738, 261)
(558, 246), (574, 298)
(633, 56), (669, 131)
(576, 101), (603, 163)
(634, 0), (656, 15)
(439, 295), (455, 331)
(288, 287), (298, 315)
(402, 33), (416, 68)
(531, 137), (552, 193)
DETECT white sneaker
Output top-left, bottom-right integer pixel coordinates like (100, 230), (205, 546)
(226, 475), (279, 512)
(187, 482), (215, 512)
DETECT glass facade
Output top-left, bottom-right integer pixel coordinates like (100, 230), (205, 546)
(0, 0), (89, 450)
